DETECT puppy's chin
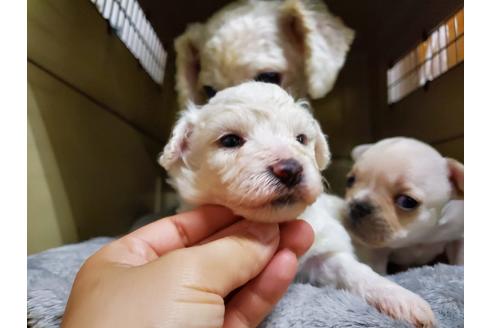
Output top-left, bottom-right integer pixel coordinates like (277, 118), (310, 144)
(235, 202), (308, 223)
(348, 230), (392, 248)
(211, 180), (322, 222)
(342, 216), (396, 248)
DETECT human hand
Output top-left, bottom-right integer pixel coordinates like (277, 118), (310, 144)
(61, 205), (314, 328)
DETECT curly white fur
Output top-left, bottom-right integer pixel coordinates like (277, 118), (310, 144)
(174, 0), (355, 108)
(161, 82), (328, 222)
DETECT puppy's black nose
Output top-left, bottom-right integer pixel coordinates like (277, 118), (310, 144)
(270, 159), (303, 187)
(349, 201), (374, 222)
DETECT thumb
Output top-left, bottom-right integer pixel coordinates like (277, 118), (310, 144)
(166, 220), (280, 297)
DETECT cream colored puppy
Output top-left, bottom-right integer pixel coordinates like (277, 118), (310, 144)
(345, 137), (464, 274)
(160, 82), (436, 327)
(175, 0), (354, 108)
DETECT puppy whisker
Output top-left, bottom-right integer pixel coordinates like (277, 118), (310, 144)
(235, 174), (269, 206)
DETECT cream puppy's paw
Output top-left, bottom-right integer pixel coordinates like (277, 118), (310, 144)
(366, 284), (436, 328)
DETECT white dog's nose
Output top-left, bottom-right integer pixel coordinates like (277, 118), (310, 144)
(270, 159), (303, 188)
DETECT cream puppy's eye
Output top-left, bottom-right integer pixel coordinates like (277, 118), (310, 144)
(218, 134), (245, 148)
(296, 134), (307, 145)
(203, 85), (217, 99)
(346, 175), (355, 188)
(395, 195), (420, 211)
(255, 72), (281, 85)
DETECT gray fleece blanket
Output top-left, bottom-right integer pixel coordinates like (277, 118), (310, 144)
(27, 238), (463, 328)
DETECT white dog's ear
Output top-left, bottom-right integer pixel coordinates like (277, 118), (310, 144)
(280, 0), (355, 99)
(351, 144), (372, 161)
(158, 106), (197, 171)
(314, 120), (331, 170)
(175, 23), (203, 109)
(446, 158), (464, 196)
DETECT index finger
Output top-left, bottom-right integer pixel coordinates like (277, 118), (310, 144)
(122, 205), (239, 256)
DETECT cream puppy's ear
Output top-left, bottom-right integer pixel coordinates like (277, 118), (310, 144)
(446, 158), (464, 196)
(174, 24), (203, 109)
(158, 104), (198, 171)
(351, 144), (372, 161)
(314, 120), (331, 170)
(280, 0), (355, 99)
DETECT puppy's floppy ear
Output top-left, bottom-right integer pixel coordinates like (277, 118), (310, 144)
(351, 144), (372, 161)
(158, 104), (198, 171)
(446, 158), (464, 196)
(313, 120), (331, 170)
(280, 0), (355, 99)
(175, 23), (203, 109)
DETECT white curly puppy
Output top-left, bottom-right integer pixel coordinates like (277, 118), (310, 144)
(160, 82), (436, 327)
(175, 0), (354, 108)
(345, 138), (464, 274)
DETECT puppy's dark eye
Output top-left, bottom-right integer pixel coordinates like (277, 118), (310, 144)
(346, 175), (356, 188)
(395, 195), (420, 211)
(255, 72), (281, 85)
(296, 134), (307, 145)
(203, 85), (217, 99)
(218, 134), (244, 148)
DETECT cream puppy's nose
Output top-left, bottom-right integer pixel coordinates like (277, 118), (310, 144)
(270, 159), (303, 188)
(349, 201), (374, 222)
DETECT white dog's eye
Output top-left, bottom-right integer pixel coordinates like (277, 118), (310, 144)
(296, 134), (307, 145)
(203, 85), (217, 99)
(218, 134), (245, 148)
(255, 72), (281, 85)
(395, 195), (420, 211)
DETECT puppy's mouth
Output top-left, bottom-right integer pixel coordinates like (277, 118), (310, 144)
(223, 179), (320, 222)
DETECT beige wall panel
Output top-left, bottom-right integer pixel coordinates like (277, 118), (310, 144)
(433, 137), (464, 163)
(28, 116), (74, 254)
(28, 0), (171, 141)
(313, 53), (373, 158)
(28, 81), (79, 254)
(29, 62), (164, 241)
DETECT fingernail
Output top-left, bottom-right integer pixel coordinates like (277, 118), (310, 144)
(247, 222), (279, 243)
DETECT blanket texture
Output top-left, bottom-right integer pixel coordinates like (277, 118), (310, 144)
(27, 238), (463, 328)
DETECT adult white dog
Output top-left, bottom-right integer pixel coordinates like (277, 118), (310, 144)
(174, 0), (354, 108)
(160, 82), (436, 327)
(345, 138), (464, 274)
